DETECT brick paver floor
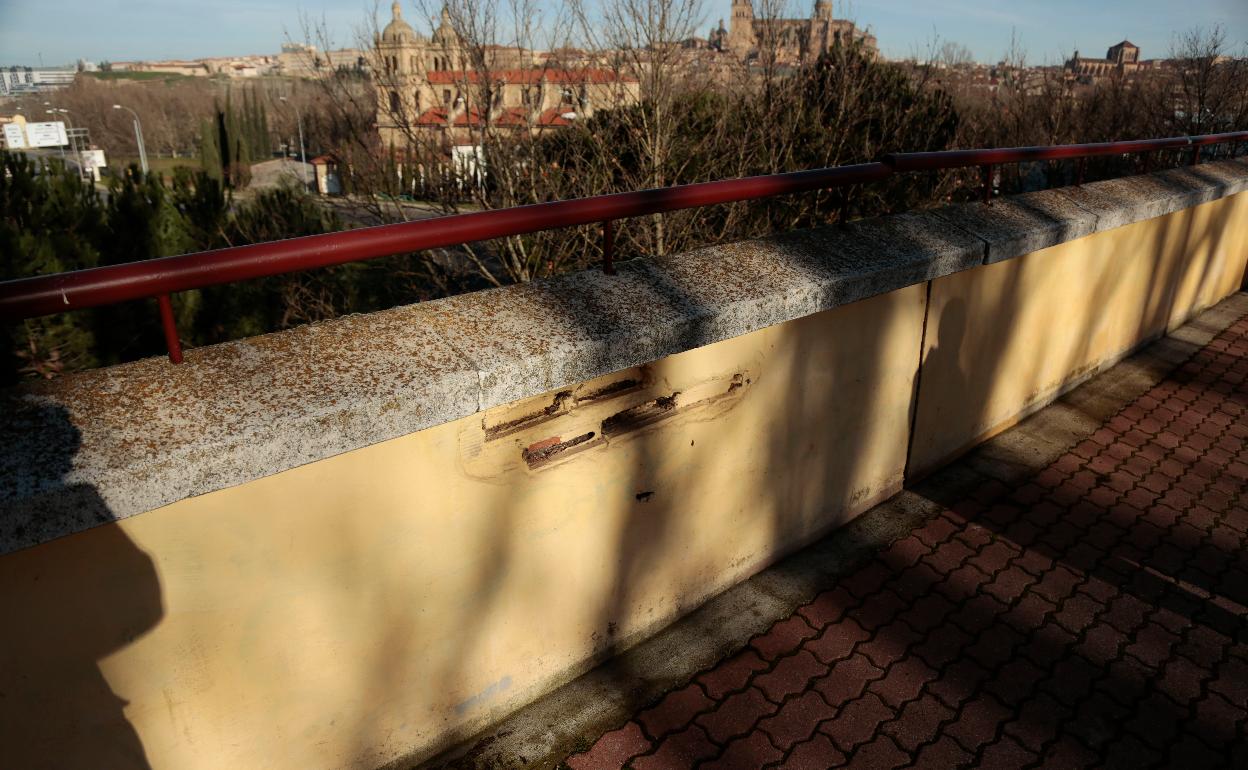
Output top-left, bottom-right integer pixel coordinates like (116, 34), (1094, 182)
(565, 314), (1248, 769)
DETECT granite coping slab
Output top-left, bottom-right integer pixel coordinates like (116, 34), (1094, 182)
(1161, 159), (1248, 198)
(1053, 177), (1176, 232)
(648, 209), (986, 344)
(2, 160), (1246, 555)
(1052, 163), (1243, 233)
(0, 303), (480, 553)
(418, 260), (710, 411)
(427, 209), (986, 412)
(929, 188), (1098, 264)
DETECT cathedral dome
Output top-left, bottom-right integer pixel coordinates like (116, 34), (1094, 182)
(381, 1), (424, 45)
(431, 7), (459, 47)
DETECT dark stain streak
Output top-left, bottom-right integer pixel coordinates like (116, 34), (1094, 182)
(580, 378), (643, 403)
(522, 431), (597, 469)
(485, 372), (647, 442)
(485, 391), (574, 440)
(601, 393), (681, 437)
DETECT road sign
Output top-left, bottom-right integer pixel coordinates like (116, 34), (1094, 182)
(2, 123), (26, 149)
(25, 121), (68, 148)
(80, 149), (106, 170)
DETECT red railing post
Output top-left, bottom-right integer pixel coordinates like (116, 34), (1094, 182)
(1142, 150), (1152, 173)
(157, 294), (183, 364)
(602, 219), (615, 275)
(1192, 144), (1201, 166)
(1076, 157), (1086, 187)
(981, 164), (994, 204)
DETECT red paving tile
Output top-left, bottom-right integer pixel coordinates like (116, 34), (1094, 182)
(563, 315), (1248, 768)
(695, 688), (778, 745)
(751, 615), (819, 662)
(638, 684), (715, 740)
(566, 723), (651, 770)
(776, 734), (845, 769)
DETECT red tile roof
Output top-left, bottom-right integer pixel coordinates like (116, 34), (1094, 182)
(536, 107), (577, 126)
(424, 67), (635, 85)
(412, 105), (581, 128)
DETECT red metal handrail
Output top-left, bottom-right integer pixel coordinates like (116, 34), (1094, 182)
(882, 135), (1206, 171)
(2, 131), (1246, 363)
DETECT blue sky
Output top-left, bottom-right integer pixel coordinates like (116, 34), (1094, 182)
(0, 0), (1245, 67)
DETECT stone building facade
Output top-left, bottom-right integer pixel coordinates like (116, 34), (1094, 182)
(1064, 40), (1149, 83)
(711, 0), (876, 65)
(374, 2), (639, 151)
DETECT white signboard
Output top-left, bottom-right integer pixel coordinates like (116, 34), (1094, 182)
(80, 149), (106, 170)
(2, 123), (26, 149)
(25, 121), (68, 148)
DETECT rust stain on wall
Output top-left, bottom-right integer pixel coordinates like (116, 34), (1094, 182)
(459, 365), (752, 478)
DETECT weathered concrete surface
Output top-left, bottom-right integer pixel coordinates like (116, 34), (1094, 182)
(0, 161), (1245, 558)
(646, 209), (985, 348)
(841, 209), (988, 280)
(419, 260), (706, 411)
(0, 308), (479, 553)
(930, 189), (1097, 264)
(1052, 161), (1248, 233)
(1054, 179), (1169, 232)
(1164, 156), (1248, 198)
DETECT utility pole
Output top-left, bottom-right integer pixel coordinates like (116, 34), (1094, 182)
(113, 104), (149, 175)
(279, 95), (309, 192)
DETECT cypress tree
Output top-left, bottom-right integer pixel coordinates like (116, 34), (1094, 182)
(200, 117), (222, 183)
(257, 97), (271, 158)
(216, 107), (231, 186)
(244, 88), (260, 158)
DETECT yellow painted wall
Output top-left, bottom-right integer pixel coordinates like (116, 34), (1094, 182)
(909, 192), (1248, 477)
(0, 287), (926, 770)
(2, 191), (1245, 769)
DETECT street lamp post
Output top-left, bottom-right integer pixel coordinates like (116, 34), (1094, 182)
(54, 109), (93, 182)
(279, 95), (309, 192)
(44, 109), (67, 164)
(112, 104), (149, 175)
(53, 108), (79, 160)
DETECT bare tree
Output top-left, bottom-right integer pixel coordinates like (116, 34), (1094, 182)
(1162, 26), (1248, 135)
(15, 76), (219, 162)
(564, 0), (710, 258)
(936, 40), (974, 70)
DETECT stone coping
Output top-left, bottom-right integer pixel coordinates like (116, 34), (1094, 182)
(2, 159), (1247, 555)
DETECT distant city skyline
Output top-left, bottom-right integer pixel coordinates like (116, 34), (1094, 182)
(0, 0), (1245, 68)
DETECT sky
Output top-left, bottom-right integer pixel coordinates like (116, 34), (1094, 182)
(0, 0), (1245, 67)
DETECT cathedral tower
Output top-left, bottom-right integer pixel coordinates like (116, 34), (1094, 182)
(726, 0), (756, 57)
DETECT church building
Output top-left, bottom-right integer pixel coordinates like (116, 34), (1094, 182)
(709, 0), (877, 65)
(374, 2), (639, 151)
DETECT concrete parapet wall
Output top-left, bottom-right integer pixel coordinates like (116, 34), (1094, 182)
(910, 181), (1248, 477)
(2, 160), (1247, 769)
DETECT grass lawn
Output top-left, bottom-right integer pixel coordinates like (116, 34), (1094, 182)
(109, 156), (202, 175)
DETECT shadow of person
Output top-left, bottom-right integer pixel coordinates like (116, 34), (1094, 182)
(0, 404), (163, 769)
(906, 296), (969, 481)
